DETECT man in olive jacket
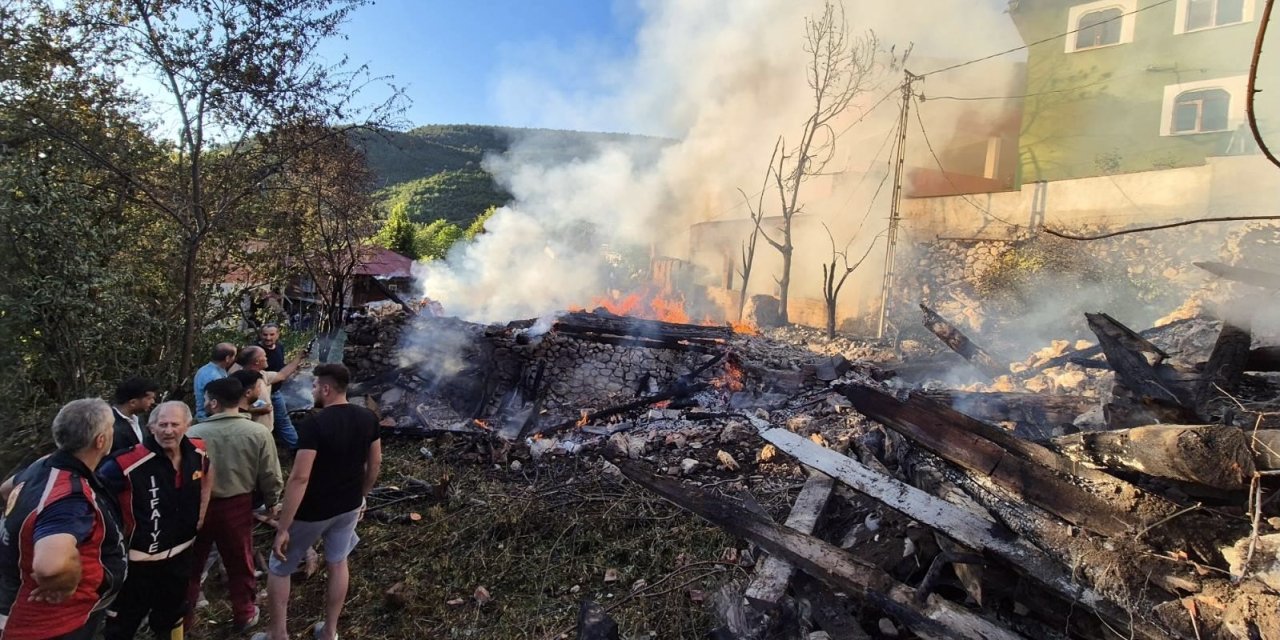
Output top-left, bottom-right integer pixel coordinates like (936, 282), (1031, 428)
(184, 377), (282, 633)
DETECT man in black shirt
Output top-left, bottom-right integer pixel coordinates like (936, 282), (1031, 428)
(255, 364), (380, 640)
(256, 323), (299, 450)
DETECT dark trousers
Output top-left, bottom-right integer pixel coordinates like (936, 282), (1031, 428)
(185, 494), (257, 628)
(105, 550), (192, 640)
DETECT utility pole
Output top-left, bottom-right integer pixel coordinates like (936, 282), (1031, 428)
(876, 71), (919, 340)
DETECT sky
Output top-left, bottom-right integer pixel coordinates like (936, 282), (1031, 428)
(321, 0), (644, 128)
(322, 0), (1023, 132)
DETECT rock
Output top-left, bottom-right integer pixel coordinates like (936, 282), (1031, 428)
(1022, 375), (1052, 394)
(878, 618), (899, 637)
(380, 387), (406, 406)
(1223, 533), (1280, 591)
(718, 420), (753, 443)
(679, 458), (700, 475)
(601, 461), (622, 478)
(758, 444), (778, 463)
(786, 414), (814, 432)
(603, 568), (620, 583)
(664, 433), (687, 449)
(473, 585), (492, 606)
(715, 450), (740, 471)
(606, 433), (630, 458)
(1051, 370), (1088, 393)
(808, 632), (832, 640)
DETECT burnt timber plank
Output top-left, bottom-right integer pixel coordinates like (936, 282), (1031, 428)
(1194, 320), (1251, 420)
(843, 384), (1224, 557)
(616, 460), (1025, 640)
(746, 421), (1170, 640)
(1193, 260), (1280, 290)
(919, 304), (1007, 379)
(1051, 424), (1256, 491)
(743, 472), (835, 610)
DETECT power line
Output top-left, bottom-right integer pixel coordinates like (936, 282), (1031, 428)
(910, 95), (1027, 231)
(919, 0), (1177, 78)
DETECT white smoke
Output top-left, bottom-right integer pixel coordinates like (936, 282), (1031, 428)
(414, 0), (1024, 323)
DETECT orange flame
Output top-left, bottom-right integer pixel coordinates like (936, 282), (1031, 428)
(651, 295), (689, 324)
(576, 410), (590, 428)
(472, 419), (491, 430)
(711, 358), (746, 393)
(729, 320), (760, 335)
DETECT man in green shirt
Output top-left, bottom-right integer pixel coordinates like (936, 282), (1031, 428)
(184, 377), (283, 633)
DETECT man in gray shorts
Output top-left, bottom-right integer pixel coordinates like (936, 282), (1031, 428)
(255, 364), (382, 640)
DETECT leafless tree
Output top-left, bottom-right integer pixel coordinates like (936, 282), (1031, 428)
(820, 223), (883, 337)
(735, 139), (780, 321)
(757, 1), (884, 324)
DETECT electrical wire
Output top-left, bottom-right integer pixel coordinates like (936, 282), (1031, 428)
(910, 95), (1027, 231)
(920, 0), (1177, 78)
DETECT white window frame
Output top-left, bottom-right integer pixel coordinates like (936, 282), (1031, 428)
(1173, 0), (1254, 34)
(1159, 75), (1248, 136)
(1065, 0), (1138, 53)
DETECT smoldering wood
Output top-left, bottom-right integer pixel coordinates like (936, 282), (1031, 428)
(747, 421), (1168, 639)
(899, 447), (1203, 640)
(1246, 346), (1280, 371)
(576, 600), (620, 640)
(917, 391), (1094, 440)
(1194, 321), (1251, 420)
(552, 310), (734, 345)
(1021, 318), (1196, 376)
(616, 460), (1026, 640)
(1051, 424), (1257, 491)
(558, 332), (720, 354)
(743, 472), (835, 610)
(1193, 260), (1280, 290)
(1086, 312), (1199, 426)
(918, 304), (1007, 379)
(842, 385), (1225, 557)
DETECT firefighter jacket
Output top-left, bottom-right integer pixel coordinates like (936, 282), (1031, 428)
(98, 436), (207, 561)
(0, 450), (127, 639)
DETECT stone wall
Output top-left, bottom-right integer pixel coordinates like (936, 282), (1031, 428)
(891, 222), (1279, 345)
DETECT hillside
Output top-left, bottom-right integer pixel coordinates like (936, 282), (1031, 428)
(354, 125), (669, 227)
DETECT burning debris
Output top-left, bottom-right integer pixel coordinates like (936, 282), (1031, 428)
(339, 252), (1280, 638)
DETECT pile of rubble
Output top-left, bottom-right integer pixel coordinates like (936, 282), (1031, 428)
(340, 256), (1280, 638)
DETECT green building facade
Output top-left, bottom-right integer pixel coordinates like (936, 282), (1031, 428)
(1009, 0), (1259, 183)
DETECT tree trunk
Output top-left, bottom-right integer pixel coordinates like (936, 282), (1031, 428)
(778, 243), (792, 325)
(825, 297), (836, 338)
(178, 235), (201, 392)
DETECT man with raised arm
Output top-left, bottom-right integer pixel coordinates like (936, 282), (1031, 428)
(255, 364), (381, 640)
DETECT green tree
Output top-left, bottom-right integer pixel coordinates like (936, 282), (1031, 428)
(415, 220), (465, 260)
(21, 0), (402, 386)
(375, 203), (418, 257)
(464, 205), (498, 240)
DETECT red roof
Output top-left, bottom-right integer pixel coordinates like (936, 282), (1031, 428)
(354, 246), (415, 279)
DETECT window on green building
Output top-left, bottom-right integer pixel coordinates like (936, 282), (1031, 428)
(1076, 8), (1125, 49)
(1171, 88), (1230, 133)
(1185, 0), (1245, 30)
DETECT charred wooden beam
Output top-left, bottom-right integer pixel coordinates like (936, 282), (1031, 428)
(842, 384), (1224, 557)
(1051, 424), (1256, 491)
(1194, 260), (1280, 290)
(617, 460), (1026, 640)
(918, 304), (1006, 379)
(559, 332), (720, 353)
(1246, 346), (1280, 372)
(743, 425), (1171, 640)
(553, 310), (733, 345)
(1022, 318), (1196, 376)
(917, 391), (1094, 440)
(1195, 320), (1251, 420)
(1086, 312), (1198, 425)
(743, 472), (835, 610)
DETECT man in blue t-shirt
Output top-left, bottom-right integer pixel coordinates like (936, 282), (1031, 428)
(193, 343), (236, 421)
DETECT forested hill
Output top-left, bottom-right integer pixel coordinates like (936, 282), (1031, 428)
(353, 124), (667, 227)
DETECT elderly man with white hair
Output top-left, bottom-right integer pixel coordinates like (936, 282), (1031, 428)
(0, 398), (128, 640)
(98, 400), (212, 640)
